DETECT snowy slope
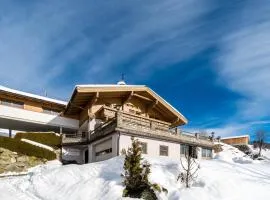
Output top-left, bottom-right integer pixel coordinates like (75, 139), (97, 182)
(0, 145), (270, 200)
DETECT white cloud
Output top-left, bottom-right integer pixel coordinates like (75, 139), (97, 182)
(0, 0), (215, 96)
(216, 1), (270, 121)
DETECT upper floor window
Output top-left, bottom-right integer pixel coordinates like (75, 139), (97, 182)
(0, 98), (24, 108)
(140, 142), (147, 154)
(42, 107), (60, 115)
(160, 145), (168, 156)
(202, 148), (212, 158)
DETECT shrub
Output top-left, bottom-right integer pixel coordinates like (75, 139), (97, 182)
(0, 136), (56, 160)
(234, 145), (251, 155)
(14, 132), (61, 149)
(213, 144), (223, 153)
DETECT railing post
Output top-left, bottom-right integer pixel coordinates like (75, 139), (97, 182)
(116, 111), (123, 127)
(150, 121), (156, 130)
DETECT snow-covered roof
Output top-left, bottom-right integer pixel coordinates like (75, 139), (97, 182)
(75, 84), (146, 88)
(221, 135), (250, 140)
(0, 85), (67, 106)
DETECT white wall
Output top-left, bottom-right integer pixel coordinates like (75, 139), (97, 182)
(119, 134), (181, 160)
(0, 105), (79, 130)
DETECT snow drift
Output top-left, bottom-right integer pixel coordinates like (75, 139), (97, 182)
(0, 144), (270, 200)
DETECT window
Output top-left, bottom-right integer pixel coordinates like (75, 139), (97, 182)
(95, 148), (112, 157)
(0, 98), (24, 108)
(202, 148), (212, 158)
(42, 107), (60, 115)
(140, 142), (147, 154)
(159, 145), (168, 156)
(180, 144), (189, 155)
(181, 145), (198, 158)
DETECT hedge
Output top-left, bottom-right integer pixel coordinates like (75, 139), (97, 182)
(0, 136), (56, 160)
(14, 132), (61, 149)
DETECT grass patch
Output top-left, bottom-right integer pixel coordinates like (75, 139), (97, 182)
(14, 132), (61, 149)
(0, 136), (56, 160)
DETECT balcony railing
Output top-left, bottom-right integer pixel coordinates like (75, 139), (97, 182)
(62, 107), (214, 147)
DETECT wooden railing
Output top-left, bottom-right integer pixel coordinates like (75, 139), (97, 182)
(89, 111), (213, 147)
(63, 107), (213, 147)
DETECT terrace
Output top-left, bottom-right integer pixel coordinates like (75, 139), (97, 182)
(63, 106), (213, 147)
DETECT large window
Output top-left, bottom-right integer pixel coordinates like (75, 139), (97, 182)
(159, 145), (168, 156)
(181, 145), (198, 158)
(202, 148), (212, 158)
(140, 142), (147, 154)
(0, 98), (24, 108)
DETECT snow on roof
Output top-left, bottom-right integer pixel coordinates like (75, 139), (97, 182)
(221, 135), (250, 140)
(0, 85), (67, 106)
(75, 84), (146, 88)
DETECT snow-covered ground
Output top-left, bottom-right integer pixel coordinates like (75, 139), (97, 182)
(0, 143), (270, 200)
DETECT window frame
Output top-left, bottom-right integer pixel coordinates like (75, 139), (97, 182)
(201, 148), (212, 158)
(159, 145), (169, 156)
(140, 142), (147, 154)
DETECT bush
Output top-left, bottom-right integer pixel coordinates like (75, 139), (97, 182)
(14, 132), (61, 149)
(0, 136), (56, 160)
(234, 145), (252, 155)
(213, 144), (223, 153)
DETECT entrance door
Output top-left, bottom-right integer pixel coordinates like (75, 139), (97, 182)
(85, 149), (89, 163)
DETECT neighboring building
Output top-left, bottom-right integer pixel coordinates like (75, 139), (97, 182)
(221, 135), (250, 146)
(0, 82), (214, 163)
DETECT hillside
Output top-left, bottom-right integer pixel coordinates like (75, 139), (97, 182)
(0, 143), (270, 200)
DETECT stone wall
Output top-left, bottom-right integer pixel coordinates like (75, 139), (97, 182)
(0, 147), (47, 174)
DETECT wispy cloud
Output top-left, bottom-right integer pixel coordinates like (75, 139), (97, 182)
(0, 0), (214, 96)
(215, 1), (270, 121)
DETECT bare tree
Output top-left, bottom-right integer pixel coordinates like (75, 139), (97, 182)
(178, 146), (200, 188)
(256, 130), (265, 156)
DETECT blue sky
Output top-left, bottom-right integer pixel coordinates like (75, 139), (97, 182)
(0, 0), (270, 141)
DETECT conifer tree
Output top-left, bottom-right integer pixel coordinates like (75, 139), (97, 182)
(122, 137), (156, 199)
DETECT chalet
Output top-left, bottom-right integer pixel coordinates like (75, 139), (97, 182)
(221, 135), (250, 146)
(0, 82), (214, 163)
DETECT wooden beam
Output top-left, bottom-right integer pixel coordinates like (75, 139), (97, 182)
(123, 91), (134, 104)
(88, 92), (99, 116)
(148, 99), (158, 110)
(133, 93), (153, 102)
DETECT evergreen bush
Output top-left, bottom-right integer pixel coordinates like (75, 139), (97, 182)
(122, 137), (157, 199)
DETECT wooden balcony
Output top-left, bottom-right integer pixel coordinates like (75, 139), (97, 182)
(91, 109), (214, 147)
(63, 107), (214, 148)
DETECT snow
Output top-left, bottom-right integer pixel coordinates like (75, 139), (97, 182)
(0, 85), (67, 105)
(1, 144), (270, 200)
(20, 139), (54, 152)
(221, 135), (250, 139)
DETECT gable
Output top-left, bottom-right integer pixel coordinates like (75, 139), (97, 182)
(64, 85), (188, 127)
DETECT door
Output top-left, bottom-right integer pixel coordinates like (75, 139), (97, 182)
(85, 149), (89, 163)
